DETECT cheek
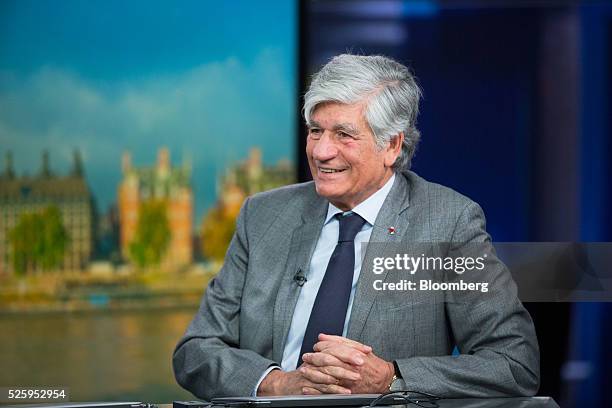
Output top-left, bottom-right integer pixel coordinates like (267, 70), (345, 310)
(350, 146), (376, 168)
(338, 142), (364, 164)
(305, 142), (314, 159)
(355, 153), (384, 174)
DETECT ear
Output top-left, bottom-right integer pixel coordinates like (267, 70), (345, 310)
(383, 132), (404, 168)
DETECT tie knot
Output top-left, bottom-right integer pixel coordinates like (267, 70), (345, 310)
(336, 212), (366, 243)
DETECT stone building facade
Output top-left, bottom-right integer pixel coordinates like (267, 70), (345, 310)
(0, 151), (95, 275)
(118, 147), (193, 267)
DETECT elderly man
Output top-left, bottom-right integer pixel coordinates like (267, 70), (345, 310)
(173, 54), (539, 400)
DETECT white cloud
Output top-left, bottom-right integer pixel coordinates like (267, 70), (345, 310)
(0, 49), (296, 221)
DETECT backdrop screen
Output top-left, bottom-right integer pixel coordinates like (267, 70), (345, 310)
(0, 0), (297, 402)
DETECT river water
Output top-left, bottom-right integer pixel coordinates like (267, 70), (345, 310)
(0, 308), (200, 403)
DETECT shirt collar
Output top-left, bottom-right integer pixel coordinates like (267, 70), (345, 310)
(324, 173), (396, 226)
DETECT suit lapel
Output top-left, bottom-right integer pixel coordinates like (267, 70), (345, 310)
(272, 191), (328, 363)
(347, 173), (411, 340)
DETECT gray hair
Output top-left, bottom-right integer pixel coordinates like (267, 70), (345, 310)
(303, 54), (422, 170)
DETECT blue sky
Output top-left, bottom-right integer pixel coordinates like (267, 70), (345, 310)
(0, 0), (297, 222)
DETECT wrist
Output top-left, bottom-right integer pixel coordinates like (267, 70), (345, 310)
(258, 369), (283, 396)
(387, 361), (404, 392)
(383, 361), (396, 392)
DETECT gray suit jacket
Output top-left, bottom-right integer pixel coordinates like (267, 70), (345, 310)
(173, 171), (540, 400)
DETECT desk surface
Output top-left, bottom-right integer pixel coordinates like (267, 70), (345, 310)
(161, 396), (558, 408)
(1, 398), (559, 408)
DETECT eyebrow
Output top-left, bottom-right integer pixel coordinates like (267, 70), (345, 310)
(309, 121), (359, 135)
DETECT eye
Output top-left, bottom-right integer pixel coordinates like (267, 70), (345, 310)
(338, 131), (355, 140)
(308, 128), (322, 138)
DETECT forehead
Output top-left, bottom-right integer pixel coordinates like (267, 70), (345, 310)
(311, 101), (369, 128)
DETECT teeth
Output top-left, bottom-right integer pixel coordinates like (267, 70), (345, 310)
(320, 168), (343, 173)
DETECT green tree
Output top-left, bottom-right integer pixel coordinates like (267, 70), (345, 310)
(200, 206), (238, 261)
(8, 206), (69, 275)
(129, 199), (171, 268)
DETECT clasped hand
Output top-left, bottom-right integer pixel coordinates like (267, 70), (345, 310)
(258, 334), (394, 395)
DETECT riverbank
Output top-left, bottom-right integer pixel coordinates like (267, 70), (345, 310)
(0, 264), (217, 314)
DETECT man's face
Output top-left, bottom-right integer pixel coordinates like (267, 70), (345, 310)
(306, 101), (402, 211)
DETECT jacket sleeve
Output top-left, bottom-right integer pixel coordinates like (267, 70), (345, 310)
(396, 202), (540, 397)
(172, 197), (277, 400)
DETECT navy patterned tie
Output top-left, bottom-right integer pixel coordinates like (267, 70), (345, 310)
(297, 212), (366, 368)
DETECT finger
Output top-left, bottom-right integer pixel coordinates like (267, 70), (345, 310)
(299, 365), (339, 385)
(313, 340), (346, 352)
(314, 340), (371, 356)
(307, 382), (352, 395)
(302, 353), (361, 378)
(302, 387), (322, 395)
(320, 365), (361, 382)
(318, 334), (373, 353)
(310, 343), (368, 366)
(302, 351), (347, 367)
(299, 363), (361, 383)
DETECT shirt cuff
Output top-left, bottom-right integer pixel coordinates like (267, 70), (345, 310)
(253, 365), (281, 396)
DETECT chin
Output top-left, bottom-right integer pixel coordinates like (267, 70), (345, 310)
(314, 184), (346, 202)
(314, 182), (335, 196)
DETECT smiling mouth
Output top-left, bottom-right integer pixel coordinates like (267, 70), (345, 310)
(318, 167), (346, 174)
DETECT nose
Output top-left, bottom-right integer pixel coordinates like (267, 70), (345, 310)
(312, 131), (338, 162)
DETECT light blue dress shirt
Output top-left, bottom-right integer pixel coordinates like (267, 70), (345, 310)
(253, 174), (396, 393)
